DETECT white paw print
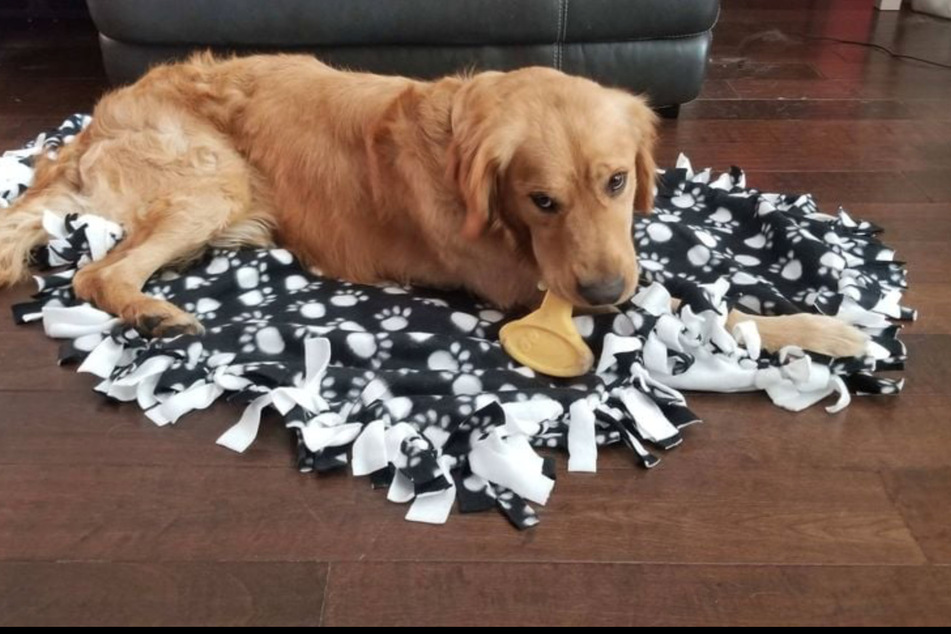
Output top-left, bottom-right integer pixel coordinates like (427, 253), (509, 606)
(280, 271), (317, 295)
(427, 342), (474, 373)
(768, 250), (804, 281)
(344, 370), (379, 400)
(320, 375), (340, 401)
(231, 310), (267, 325)
(823, 231), (857, 253)
(234, 257), (272, 290)
(704, 206), (742, 230)
(415, 296), (450, 308)
(494, 488), (539, 527)
(816, 251), (847, 278)
(237, 283), (277, 308)
(237, 323), (288, 355)
(783, 222), (822, 246)
(375, 306), (412, 331)
(401, 435), (433, 469)
(636, 220), (676, 247)
(286, 299), (327, 320)
(330, 288), (369, 307)
(670, 185), (706, 211)
(369, 334), (395, 369)
(378, 283), (410, 295)
(183, 297), (221, 320)
(412, 408), (454, 430)
(639, 252), (672, 283)
(147, 283), (176, 301)
(324, 316), (366, 332)
(792, 284), (835, 309)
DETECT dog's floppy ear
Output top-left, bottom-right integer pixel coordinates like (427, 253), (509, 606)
(630, 96), (659, 215)
(448, 72), (517, 239)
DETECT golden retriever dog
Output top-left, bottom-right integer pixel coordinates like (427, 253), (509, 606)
(0, 54), (866, 357)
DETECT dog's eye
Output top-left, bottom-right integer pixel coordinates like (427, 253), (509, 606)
(607, 172), (628, 194)
(530, 193), (558, 213)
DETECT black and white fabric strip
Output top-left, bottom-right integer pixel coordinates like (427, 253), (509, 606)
(3, 117), (912, 529)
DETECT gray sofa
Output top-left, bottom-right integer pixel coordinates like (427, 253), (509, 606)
(86, 0), (719, 117)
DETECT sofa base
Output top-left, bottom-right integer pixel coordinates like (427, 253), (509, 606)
(98, 32), (712, 108)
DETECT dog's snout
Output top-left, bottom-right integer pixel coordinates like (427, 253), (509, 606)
(577, 276), (625, 306)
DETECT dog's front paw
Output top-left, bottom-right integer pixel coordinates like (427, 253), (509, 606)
(122, 298), (205, 338)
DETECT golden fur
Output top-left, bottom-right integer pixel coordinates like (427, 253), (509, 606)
(0, 54), (866, 356)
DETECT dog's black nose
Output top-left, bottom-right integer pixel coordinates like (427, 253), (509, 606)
(577, 276), (626, 306)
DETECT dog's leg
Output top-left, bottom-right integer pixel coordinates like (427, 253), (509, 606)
(668, 298), (868, 358)
(72, 194), (239, 337)
(726, 311), (868, 358)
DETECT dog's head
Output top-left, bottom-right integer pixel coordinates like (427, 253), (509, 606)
(449, 67), (657, 307)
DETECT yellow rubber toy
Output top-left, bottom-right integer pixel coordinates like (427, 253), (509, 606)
(499, 291), (594, 378)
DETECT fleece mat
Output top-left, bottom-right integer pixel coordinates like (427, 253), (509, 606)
(1, 116), (911, 529)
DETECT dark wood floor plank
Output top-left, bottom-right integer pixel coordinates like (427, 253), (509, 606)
(0, 562), (327, 627)
(697, 79), (740, 100)
(901, 100), (951, 121)
(681, 99), (915, 121)
(903, 283), (951, 335)
(904, 169), (951, 203)
(882, 468), (951, 564)
(323, 562), (951, 627)
(0, 78), (106, 117)
(0, 460), (923, 565)
(729, 76), (951, 101)
(0, 332), (96, 392)
(742, 171), (929, 204)
(843, 203), (951, 242)
(657, 119), (951, 172)
(0, 390), (295, 468)
(707, 59), (822, 81)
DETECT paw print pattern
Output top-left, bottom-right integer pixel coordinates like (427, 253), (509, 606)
(670, 185), (707, 212)
(427, 342), (474, 373)
(182, 297), (221, 320)
(283, 273), (320, 295)
(412, 408), (454, 431)
(287, 299), (327, 321)
(640, 252), (672, 284)
(768, 250), (804, 281)
(330, 288), (369, 307)
(147, 282), (176, 301)
(704, 206), (742, 231)
(375, 306), (412, 331)
(636, 221), (676, 247)
(238, 322), (287, 355)
(415, 296), (450, 308)
(325, 317), (366, 332)
(792, 284), (836, 309)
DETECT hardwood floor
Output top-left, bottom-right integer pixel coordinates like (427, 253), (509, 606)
(2, 1), (951, 626)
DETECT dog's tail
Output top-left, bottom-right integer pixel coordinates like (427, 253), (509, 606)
(0, 138), (88, 287)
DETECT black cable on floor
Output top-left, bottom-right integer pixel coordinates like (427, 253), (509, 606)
(798, 33), (951, 70)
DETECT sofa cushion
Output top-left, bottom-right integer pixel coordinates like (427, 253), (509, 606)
(87, 0), (718, 47)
